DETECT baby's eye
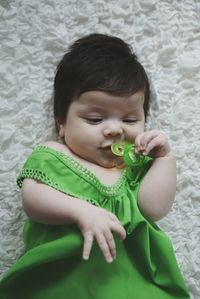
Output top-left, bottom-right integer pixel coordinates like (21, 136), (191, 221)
(122, 119), (137, 123)
(85, 117), (103, 124)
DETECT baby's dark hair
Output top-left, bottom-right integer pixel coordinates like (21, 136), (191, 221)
(54, 33), (150, 125)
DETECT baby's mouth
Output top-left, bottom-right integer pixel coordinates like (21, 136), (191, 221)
(100, 145), (113, 154)
(99, 145), (125, 168)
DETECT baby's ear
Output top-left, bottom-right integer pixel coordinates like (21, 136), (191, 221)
(58, 123), (65, 137)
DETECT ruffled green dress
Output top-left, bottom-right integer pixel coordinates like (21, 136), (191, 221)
(0, 146), (190, 299)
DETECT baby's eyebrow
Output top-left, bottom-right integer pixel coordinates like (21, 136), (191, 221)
(78, 105), (106, 113)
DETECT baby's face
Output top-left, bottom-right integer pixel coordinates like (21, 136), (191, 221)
(59, 91), (145, 168)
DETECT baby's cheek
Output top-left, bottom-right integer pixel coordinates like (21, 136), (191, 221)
(129, 129), (143, 143)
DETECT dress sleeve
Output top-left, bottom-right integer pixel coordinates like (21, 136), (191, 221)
(17, 147), (62, 190)
(16, 146), (101, 206)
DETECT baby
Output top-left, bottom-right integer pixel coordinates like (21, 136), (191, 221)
(0, 33), (190, 299)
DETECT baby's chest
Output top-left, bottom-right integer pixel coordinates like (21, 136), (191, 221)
(80, 162), (123, 186)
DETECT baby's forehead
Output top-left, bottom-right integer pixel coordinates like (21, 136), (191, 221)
(71, 90), (145, 114)
(75, 90), (144, 106)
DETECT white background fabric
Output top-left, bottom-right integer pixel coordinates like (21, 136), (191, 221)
(0, 0), (199, 298)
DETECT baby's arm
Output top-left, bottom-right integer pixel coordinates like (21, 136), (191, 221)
(22, 179), (126, 262)
(135, 130), (176, 221)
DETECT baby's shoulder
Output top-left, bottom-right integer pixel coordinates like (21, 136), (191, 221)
(42, 141), (68, 153)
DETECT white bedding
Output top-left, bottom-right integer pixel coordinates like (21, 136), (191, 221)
(0, 0), (199, 297)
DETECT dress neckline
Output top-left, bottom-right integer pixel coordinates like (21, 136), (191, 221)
(34, 145), (128, 196)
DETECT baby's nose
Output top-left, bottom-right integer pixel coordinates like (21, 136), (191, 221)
(103, 123), (123, 137)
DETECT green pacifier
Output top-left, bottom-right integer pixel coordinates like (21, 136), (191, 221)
(111, 140), (153, 167)
(111, 140), (131, 156)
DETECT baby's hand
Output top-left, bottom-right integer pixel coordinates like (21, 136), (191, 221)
(76, 204), (126, 263)
(135, 130), (171, 158)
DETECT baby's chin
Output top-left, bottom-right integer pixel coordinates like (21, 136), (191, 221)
(97, 158), (124, 169)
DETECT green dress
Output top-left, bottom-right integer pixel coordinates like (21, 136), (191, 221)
(0, 146), (190, 299)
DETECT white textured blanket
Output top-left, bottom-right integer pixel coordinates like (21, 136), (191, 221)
(0, 0), (199, 298)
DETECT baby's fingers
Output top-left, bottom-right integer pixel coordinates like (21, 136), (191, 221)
(111, 222), (126, 241)
(82, 232), (93, 260)
(135, 131), (158, 153)
(143, 135), (162, 155)
(104, 230), (116, 260)
(96, 233), (114, 263)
